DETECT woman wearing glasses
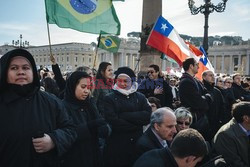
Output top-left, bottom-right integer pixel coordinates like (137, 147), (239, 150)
(174, 107), (192, 132)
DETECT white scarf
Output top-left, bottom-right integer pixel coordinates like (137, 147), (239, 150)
(113, 81), (138, 96)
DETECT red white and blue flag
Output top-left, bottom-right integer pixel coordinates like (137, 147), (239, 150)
(196, 46), (215, 80)
(147, 15), (214, 80)
(146, 15), (200, 65)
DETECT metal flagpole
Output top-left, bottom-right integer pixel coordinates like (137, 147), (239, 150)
(93, 32), (102, 69)
(46, 22), (54, 63)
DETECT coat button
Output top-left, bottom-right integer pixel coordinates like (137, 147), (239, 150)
(130, 138), (134, 141)
(80, 109), (84, 112)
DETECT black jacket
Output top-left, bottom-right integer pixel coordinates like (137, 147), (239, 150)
(62, 99), (109, 167)
(61, 71), (110, 167)
(135, 127), (164, 158)
(0, 48), (77, 167)
(133, 148), (178, 167)
(102, 90), (151, 167)
(203, 81), (226, 141)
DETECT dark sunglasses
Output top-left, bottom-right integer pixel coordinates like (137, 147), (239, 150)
(177, 121), (190, 126)
(148, 71), (155, 74)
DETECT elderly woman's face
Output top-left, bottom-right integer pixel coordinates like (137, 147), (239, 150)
(176, 117), (191, 132)
(7, 56), (33, 85)
(117, 75), (132, 90)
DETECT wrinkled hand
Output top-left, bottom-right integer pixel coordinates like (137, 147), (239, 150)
(32, 134), (55, 153)
(154, 86), (163, 95)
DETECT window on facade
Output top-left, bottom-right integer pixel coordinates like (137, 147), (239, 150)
(67, 57), (69, 62)
(44, 58), (46, 62)
(83, 57), (85, 62)
(61, 57), (64, 62)
(75, 57), (78, 62)
(89, 58), (91, 63)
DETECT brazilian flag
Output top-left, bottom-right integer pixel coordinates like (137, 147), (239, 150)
(45, 0), (121, 35)
(98, 32), (121, 53)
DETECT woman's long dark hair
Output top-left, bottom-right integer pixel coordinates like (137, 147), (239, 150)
(96, 62), (111, 84)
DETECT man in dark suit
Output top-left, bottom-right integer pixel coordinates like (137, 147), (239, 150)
(133, 129), (207, 167)
(135, 107), (177, 158)
(202, 70), (226, 142)
(213, 101), (250, 167)
(179, 58), (212, 138)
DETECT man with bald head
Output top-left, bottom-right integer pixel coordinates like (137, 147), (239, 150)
(135, 107), (177, 158)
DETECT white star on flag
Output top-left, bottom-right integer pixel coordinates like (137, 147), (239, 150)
(161, 24), (168, 31)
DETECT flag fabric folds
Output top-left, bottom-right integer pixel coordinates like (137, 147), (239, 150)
(146, 15), (198, 66)
(195, 46), (215, 80)
(45, 0), (121, 35)
(98, 32), (121, 53)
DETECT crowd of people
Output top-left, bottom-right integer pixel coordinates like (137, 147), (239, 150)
(0, 48), (250, 167)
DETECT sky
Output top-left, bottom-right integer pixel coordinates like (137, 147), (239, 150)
(0, 0), (250, 46)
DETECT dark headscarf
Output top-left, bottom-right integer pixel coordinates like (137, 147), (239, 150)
(0, 48), (40, 93)
(64, 71), (91, 106)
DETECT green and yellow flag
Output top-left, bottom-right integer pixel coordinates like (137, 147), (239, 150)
(45, 0), (121, 35)
(98, 32), (121, 53)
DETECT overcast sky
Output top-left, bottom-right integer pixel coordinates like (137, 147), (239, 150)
(0, 0), (249, 46)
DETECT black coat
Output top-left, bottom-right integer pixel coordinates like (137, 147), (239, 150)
(0, 48), (77, 167)
(135, 127), (164, 159)
(179, 73), (210, 115)
(138, 77), (173, 108)
(179, 73), (212, 137)
(61, 71), (110, 167)
(61, 99), (109, 167)
(102, 90), (151, 167)
(133, 148), (178, 167)
(0, 90), (77, 167)
(203, 81), (226, 141)
(232, 83), (250, 101)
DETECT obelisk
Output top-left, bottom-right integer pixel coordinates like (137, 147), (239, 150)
(140, 0), (162, 71)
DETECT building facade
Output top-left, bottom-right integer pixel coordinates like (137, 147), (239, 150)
(1, 39), (250, 75)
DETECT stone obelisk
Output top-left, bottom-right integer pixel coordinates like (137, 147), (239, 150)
(139, 0), (162, 72)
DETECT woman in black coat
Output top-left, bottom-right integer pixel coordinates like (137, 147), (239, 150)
(102, 67), (151, 167)
(0, 49), (77, 167)
(61, 71), (110, 167)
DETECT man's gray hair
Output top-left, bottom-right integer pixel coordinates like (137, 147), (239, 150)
(150, 107), (174, 127)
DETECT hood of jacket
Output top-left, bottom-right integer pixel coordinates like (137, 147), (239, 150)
(0, 48), (40, 93)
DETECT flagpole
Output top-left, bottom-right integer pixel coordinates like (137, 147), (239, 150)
(93, 32), (102, 69)
(46, 22), (54, 62)
(93, 46), (99, 69)
(134, 53), (141, 74)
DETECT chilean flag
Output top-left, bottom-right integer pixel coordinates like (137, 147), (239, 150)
(195, 46), (215, 80)
(146, 15), (199, 66)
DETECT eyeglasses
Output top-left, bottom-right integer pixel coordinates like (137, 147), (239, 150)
(177, 121), (190, 126)
(225, 81), (233, 84)
(148, 71), (155, 74)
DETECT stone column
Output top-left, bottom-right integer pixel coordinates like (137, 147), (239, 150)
(140, 0), (162, 72)
(221, 55), (225, 73)
(238, 55), (242, 72)
(229, 55), (233, 74)
(246, 53), (250, 75)
(213, 55), (217, 72)
(110, 53), (114, 65)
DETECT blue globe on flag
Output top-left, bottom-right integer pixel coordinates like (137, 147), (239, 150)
(105, 39), (113, 47)
(70, 0), (98, 14)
